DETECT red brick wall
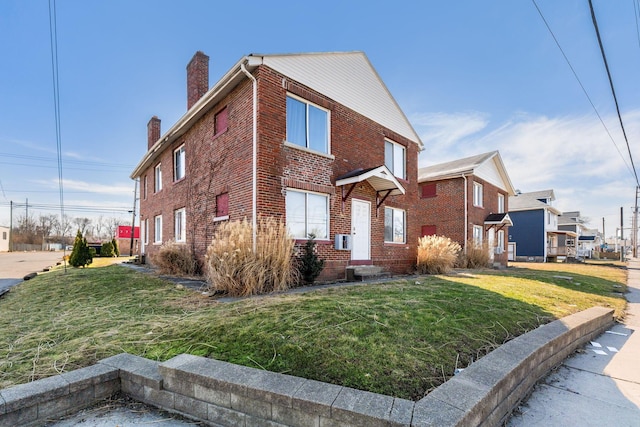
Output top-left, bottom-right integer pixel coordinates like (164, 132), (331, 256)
(417, 176), (510, 266)
(140, 63), (421, 281)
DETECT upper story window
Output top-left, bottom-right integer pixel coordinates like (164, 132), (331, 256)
(384, 207), (406, 243)
(154, 163), (162, 192)
(174, 208), (186, 242)
(174, 145), (185, 182)
(286, 95), (329, 154)
(497, 194), (505, 213)
(286, 189), (329, 239)
(421, 183), (437, 199)
(384, 140), (406, 179)
(214, 107), (228, 135)
(473, 182), (483, 207)
(143, 175), (148, 200)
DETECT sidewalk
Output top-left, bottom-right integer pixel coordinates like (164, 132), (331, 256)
(508, 259), (640, 426)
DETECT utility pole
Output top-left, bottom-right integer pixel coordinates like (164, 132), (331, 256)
(620, 206), (624, 262)
(129, 179), (138, 258)
(635, 186), (639, 258)
(8, 200), (12, 252)
(602, 217), (605, 250)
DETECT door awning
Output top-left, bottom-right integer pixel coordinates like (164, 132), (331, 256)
(336, 165), (405, 196)
(484, 213), (513, 227)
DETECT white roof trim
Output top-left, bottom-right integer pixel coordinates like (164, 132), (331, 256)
(336, 166), (405, 196)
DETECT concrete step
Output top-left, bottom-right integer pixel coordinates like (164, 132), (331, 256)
(345, 265), (391, 282)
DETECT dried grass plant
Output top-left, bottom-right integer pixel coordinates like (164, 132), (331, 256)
(417, 235), (462, 274)
(461, 240), (492, 269)
(153, 240), (200, 276)
(205, 217), (298, 296)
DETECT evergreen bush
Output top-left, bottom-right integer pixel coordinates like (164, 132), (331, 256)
(299, 234), (325, 284)
(100, 241), (115, 257)
(112, 238), (120, 256)
(69, 230), (93, 268)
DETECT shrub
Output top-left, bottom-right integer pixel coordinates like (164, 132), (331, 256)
(417, 235), (461, 274)
(100, 241), (115, 257)
(460, 240), (492, 269)
(205, 216), (298, 296)
(112, 238), (120, 256)
(299, 234), (325, 284)
(69, 230), (93, 268)
(153, 240), (200, 276)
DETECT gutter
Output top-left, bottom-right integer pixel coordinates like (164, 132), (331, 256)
(240, 61), (258, 252)
(463, 174), (468, 254)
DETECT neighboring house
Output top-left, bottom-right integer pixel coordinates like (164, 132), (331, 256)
(508, 190), (577, 262)
(0, 226), (9, 252)
(558, 211), (599, 258)
(417, 151), (515, 267)
(131, 51), (423, 281)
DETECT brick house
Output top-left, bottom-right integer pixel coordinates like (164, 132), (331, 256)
(131, 51), (423, 281)
(417, 151), (515, 267)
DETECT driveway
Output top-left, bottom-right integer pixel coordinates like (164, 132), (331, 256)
(0, 251), (65, 293)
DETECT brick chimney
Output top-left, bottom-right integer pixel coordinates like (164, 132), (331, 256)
(187, 51), (209, 110)
(147, 116), (161, 150)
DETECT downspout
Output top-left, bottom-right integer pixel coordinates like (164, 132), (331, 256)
(462, 174), (468, 254)
(240, 62), (258, 252)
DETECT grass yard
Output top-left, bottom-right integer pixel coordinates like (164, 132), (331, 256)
(0, 260), (627, 400)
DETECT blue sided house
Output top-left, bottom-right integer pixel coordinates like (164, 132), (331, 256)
(507, 189), (577, 262)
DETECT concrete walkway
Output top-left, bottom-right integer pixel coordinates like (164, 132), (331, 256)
(507, 259), (640, 426)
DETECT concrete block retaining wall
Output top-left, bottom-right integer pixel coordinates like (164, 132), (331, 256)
(0, 306), (614, 427)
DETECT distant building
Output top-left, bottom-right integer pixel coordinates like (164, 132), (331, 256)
(0, 226), (8, 252)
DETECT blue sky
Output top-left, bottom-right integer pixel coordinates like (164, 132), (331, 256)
(1, 0), (639, 238)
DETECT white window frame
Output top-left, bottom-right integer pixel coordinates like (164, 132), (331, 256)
(497, 229), (505, 250)
(473, 182), (483, 207)
(143, 175), (148, 200)
(154, 163), (162, 192)
(285, 189), (329, 239)
(473, 225), (483, 245)
(143, 219), (149, 245)
(285, 94), (331, 155)
(174, 208), (186, 242)
(497, 194), (505, 213)
(174, 145), (185, 182)
(384, 207), (406, 244)
(154, 215), (162, 244)
(384, 139), (406, 180)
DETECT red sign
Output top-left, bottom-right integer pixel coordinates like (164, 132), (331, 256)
(117, 225), (140, 239)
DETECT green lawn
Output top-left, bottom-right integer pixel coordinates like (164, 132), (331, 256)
(0, 261), (627, 400)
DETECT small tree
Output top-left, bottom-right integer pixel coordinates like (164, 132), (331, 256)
(69, 230), (93, 268)
(111, 238), (120, 256)
(299, 234), (325, 284)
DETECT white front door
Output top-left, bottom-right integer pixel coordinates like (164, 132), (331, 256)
(351, 199), (371, 261)
(488, 228), (495, 262)
(508, 242), (516, 261)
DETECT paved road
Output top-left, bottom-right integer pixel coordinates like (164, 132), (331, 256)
(0, 251), (65, 293)
(508, 259), (640, 426)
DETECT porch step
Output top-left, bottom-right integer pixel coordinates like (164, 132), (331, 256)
(345, 265), (391, 282)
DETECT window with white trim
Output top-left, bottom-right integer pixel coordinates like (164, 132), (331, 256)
(285, 189), (329, 239)
(154, 215), (162, 244)
(473, 182), (483, 207)
(143, 219), (148, 245)
(473, 225), (483, 245)
(384, 140), (406, 179)
(497, 229), (505, 250)
(497, 194), (505, 213)
(384, 207), (406, 243)
(174, 145), (185, 181)
(143, 175), (148, 200)
(174, 208), (186, 242)
(154, 163), (162, 192)
(286, 95), (329, 154)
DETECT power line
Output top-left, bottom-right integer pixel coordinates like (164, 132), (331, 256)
(588, 0), (639, 187)
(531, 0), (637, 183)
(0, 152), (134, 169)
(634, 0), (640, 50)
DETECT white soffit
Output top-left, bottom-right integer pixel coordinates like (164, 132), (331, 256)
(261, 52), (422, 147)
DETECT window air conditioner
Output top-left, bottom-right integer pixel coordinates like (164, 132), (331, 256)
(335, 234), (352, 250)
(494, 247), (504, 255)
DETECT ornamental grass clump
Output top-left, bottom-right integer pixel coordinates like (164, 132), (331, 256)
(417, 235), (461, 274)
(205, 217), (298, 296)
(153, 240), (200, 276)
(461, 240), (492, 269)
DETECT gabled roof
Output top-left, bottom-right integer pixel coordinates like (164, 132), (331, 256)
(484, 213), (513, 227)
(132, 51), (422, 178)
(418, 151), (516, 195)
(336, 165), (405, 196)
(509, 190), (561, 215)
